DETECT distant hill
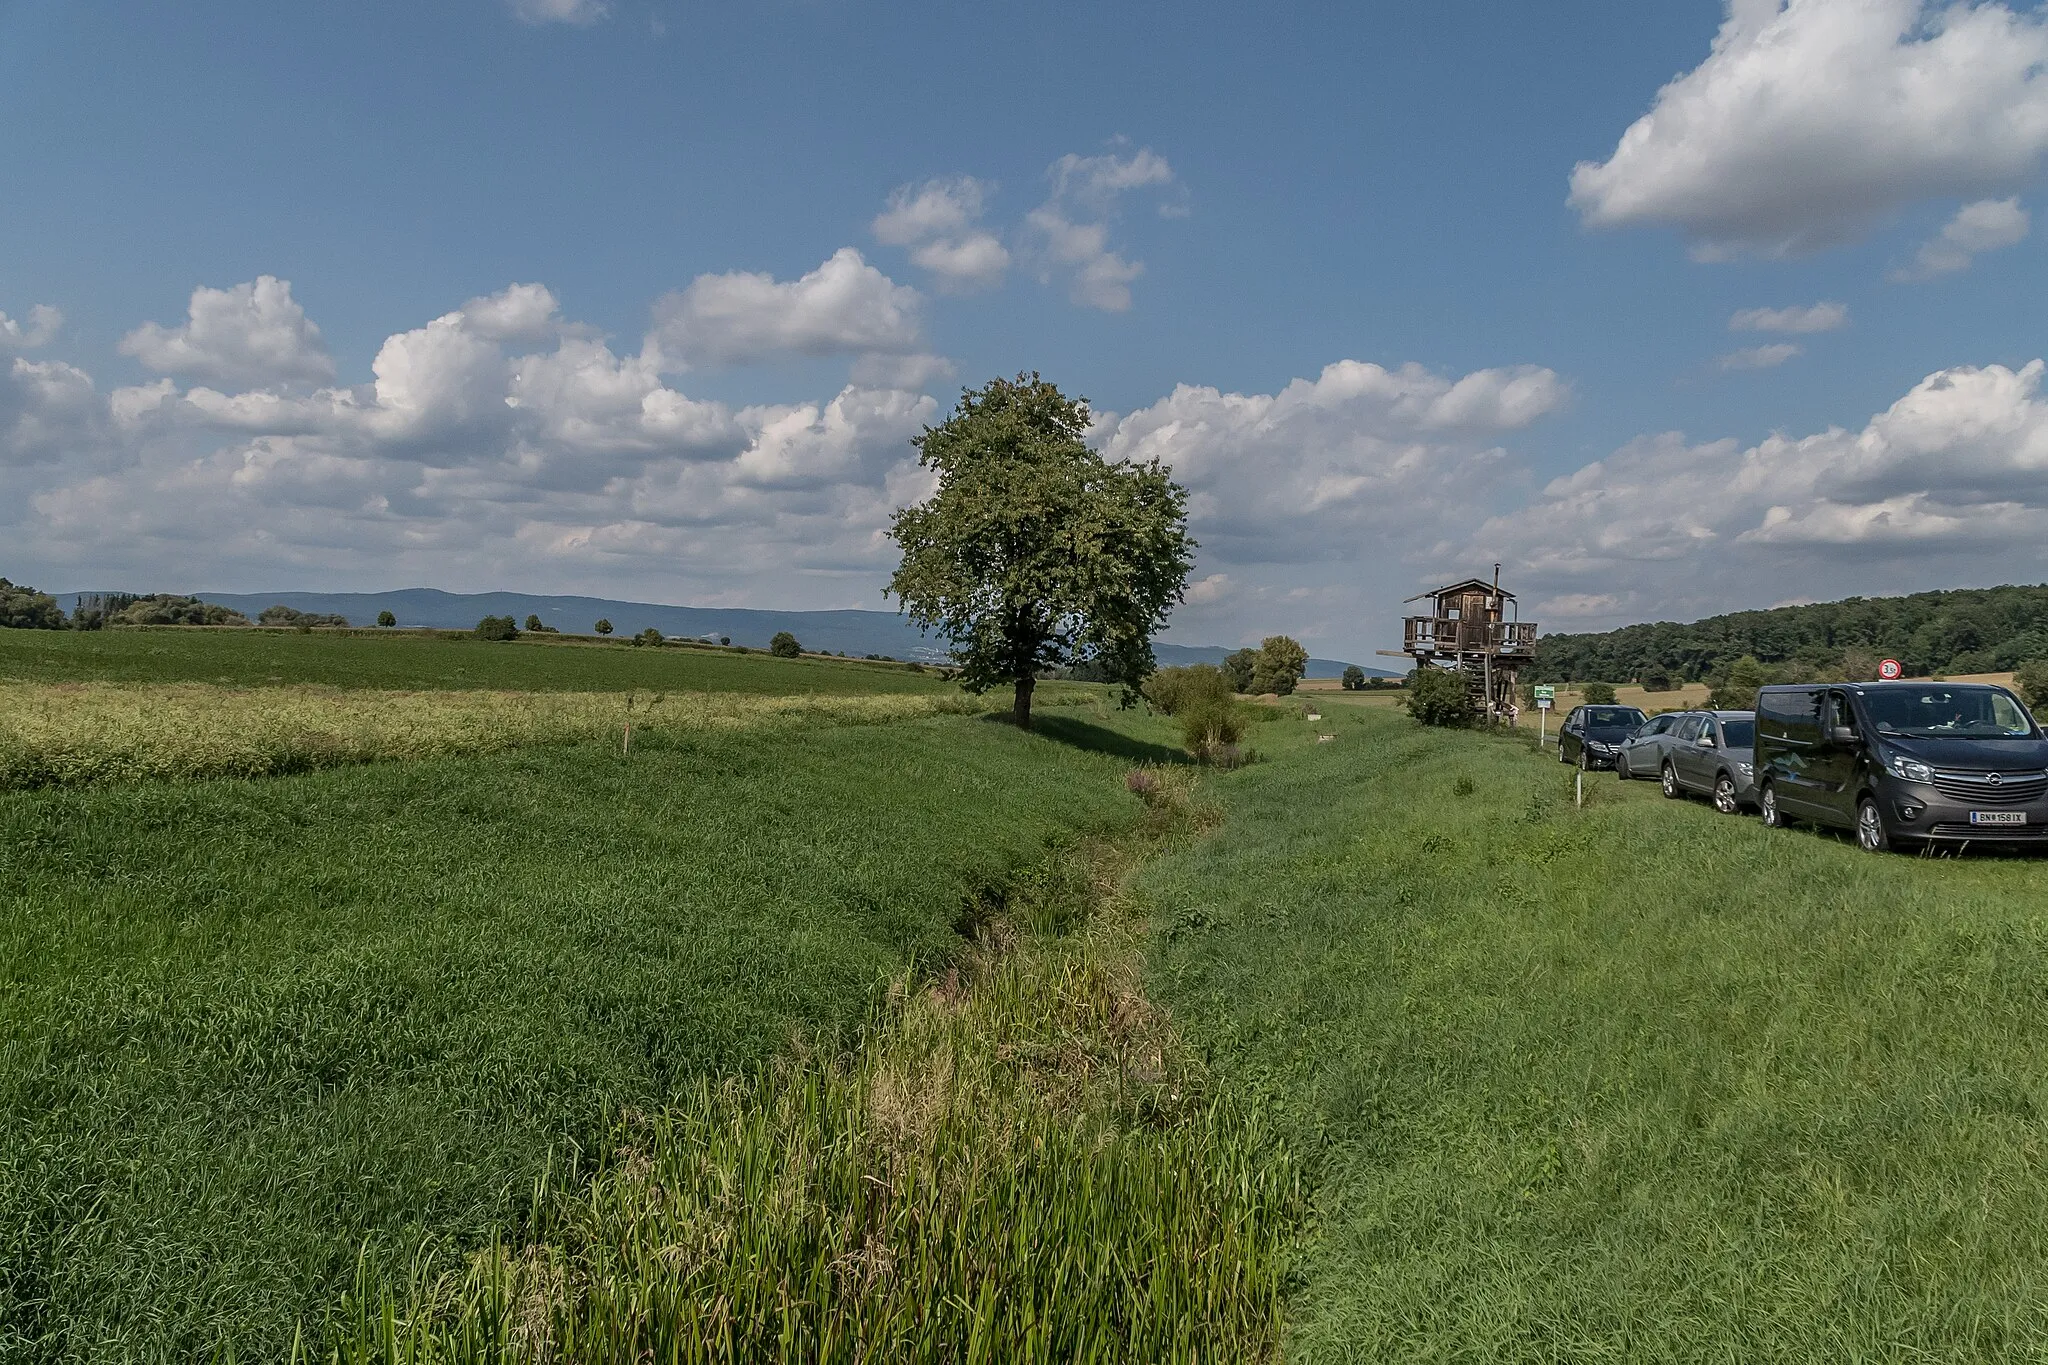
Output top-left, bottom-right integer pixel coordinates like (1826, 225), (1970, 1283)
(1531, 583), (2048, 684)
(52, 586), (1394, 680)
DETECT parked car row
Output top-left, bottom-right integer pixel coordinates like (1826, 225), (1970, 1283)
(1555, 681), (2048, 853)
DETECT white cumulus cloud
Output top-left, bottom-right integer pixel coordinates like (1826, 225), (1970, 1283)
(1569, 0), (2048, 258)
(1729, 301), (1848, 333)
(650, 248), (924, 366)
(509, 0), (607, 24)
(120, 276), (336, 388)
(872, 177), (1010, 294)
(0, 305), (63, 351)
(1718, 343), (1804, 370)
(1893, 197), (2032, 279)
(1025, 146), (1181, 311)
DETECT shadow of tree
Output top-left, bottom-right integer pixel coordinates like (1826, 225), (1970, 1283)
(985, 711), (1193, 765)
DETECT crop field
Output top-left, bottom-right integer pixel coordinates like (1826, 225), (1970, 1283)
(1147, 705), (2048, 1362)
(0, 627), (949, 694)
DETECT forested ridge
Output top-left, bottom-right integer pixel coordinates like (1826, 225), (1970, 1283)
(1532, 583), (2048, 684)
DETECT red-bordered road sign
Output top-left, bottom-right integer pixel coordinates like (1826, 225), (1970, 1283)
(1879, 658), (1902, 680)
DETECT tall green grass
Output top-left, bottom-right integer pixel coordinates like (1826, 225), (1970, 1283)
(1146, 705), (2048, 1362)
(0, 712), (1153, 1362)
(319, 773), (1302, 1364)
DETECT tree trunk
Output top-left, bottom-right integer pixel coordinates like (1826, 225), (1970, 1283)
(1013, 674), (1035, 729)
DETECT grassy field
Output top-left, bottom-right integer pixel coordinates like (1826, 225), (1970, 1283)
(0, 701), (1166, 1361)
(0, 681), (984, 789)
(0, 628), (947, 694)
(1145, 705), (2048, 1361)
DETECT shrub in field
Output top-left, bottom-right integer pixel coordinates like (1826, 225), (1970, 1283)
(1403, 666), (1473, 727)
(260, 605), (349, 628)
(523, 614), (561, 634)
(474, 615), (519, 641)
(593, 618), (612, 635)
(1341, 664), (1366, 690)
(1581, 680), (1617, 705)
(2016, 659), (2048, 711)
(1178, 698), (1248, 759)
(1639, 670), (1674, 692)
(113, 595), (249, 626)
(376, 610), (397, 627)
(770, 631), (802, 658)
(634, 627), (663, 647)
(1143, 664), (1234, 716)
(0, 578), (65, 630)
(1250, 635), (1309, 696)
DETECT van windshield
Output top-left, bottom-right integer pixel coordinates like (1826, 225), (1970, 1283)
(1860, 688), (2036, 739)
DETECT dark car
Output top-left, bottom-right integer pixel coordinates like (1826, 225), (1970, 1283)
(1755, 681), (2048, 853)
(1558, 704), (1648, 770)
(1656, 710), (1757, 813)
(1616, 712), (1683, 781)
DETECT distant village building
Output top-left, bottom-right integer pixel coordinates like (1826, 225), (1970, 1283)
(1383, 566), (1536, 724)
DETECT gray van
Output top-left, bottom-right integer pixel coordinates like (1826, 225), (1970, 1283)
(1755, 682), (2048, 853)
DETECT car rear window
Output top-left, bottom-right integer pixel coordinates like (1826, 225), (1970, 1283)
(1720, 719), (1754, 747)
(1584, 707), (1645, 727)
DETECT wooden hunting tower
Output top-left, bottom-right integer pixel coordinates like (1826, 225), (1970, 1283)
(1381, 565), (1537, 723)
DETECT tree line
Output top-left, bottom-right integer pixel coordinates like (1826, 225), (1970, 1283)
(1530, 584), (2048, 686)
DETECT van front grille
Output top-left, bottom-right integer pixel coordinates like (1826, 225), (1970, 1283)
(1930, 770), (2048, 804)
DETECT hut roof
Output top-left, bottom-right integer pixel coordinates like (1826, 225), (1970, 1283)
(1403, 578), (1517, 604)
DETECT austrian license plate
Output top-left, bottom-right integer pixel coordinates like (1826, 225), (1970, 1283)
(1970, 811), (2029, 826)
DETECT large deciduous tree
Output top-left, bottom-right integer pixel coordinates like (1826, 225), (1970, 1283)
(887, 373), (1195, 729)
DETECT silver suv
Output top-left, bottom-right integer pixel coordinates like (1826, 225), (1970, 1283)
(1656, 710), (1757, 813)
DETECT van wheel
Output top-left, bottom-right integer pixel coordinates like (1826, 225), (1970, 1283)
(1713, 773), (1740, 814)
(1856, 797), (1894, 854)
(1760, 781), (1786, 828)
(1661, 762), (1680, 798)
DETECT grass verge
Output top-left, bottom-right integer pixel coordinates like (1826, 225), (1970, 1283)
(318, 768), (1303, 1364)
(1148, 704), (2048, 1362)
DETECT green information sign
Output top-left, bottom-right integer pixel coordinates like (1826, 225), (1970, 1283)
(1533, 684), (1555, 710)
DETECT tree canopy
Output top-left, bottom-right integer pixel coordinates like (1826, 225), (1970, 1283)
(0, 579), (65, 630)
(887, 374), (1195, 728)
(111, 596), (249, 627)
(769, 631), (802, 658)
(1532, 583), (2048, 684)
(1249, 636), (1309, 696)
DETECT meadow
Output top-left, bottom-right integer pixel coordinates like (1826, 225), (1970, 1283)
(0, 627), (947, 694)
(1145, 705), (2048, 1362)
(0, 684), (1170, 1359)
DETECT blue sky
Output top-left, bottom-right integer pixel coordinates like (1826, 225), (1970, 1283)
(5, 0), (2048, 658)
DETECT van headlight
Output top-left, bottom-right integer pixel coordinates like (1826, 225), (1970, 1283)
(1886, 753), (1935, 784)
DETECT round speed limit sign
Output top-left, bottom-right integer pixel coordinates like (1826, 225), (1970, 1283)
(1879, 658), (1902, 680)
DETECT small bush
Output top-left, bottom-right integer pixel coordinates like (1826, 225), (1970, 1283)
(1341, 664), (1366, 691)
(593, 618), (612, 635)
(474, 615), (519, 642)
(634, 627), (663, 648)
(1179, 698), (1248, 759)
(770, 631), (802, 658)
(376, 610), (397, 628)
(1146, 665), (1235, 716)
(1403, 667), (1474, 728)
(1452, 775), (1476, 797)
(1581, 681), (1618, 705)
(1639, 671), (1672, 692)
